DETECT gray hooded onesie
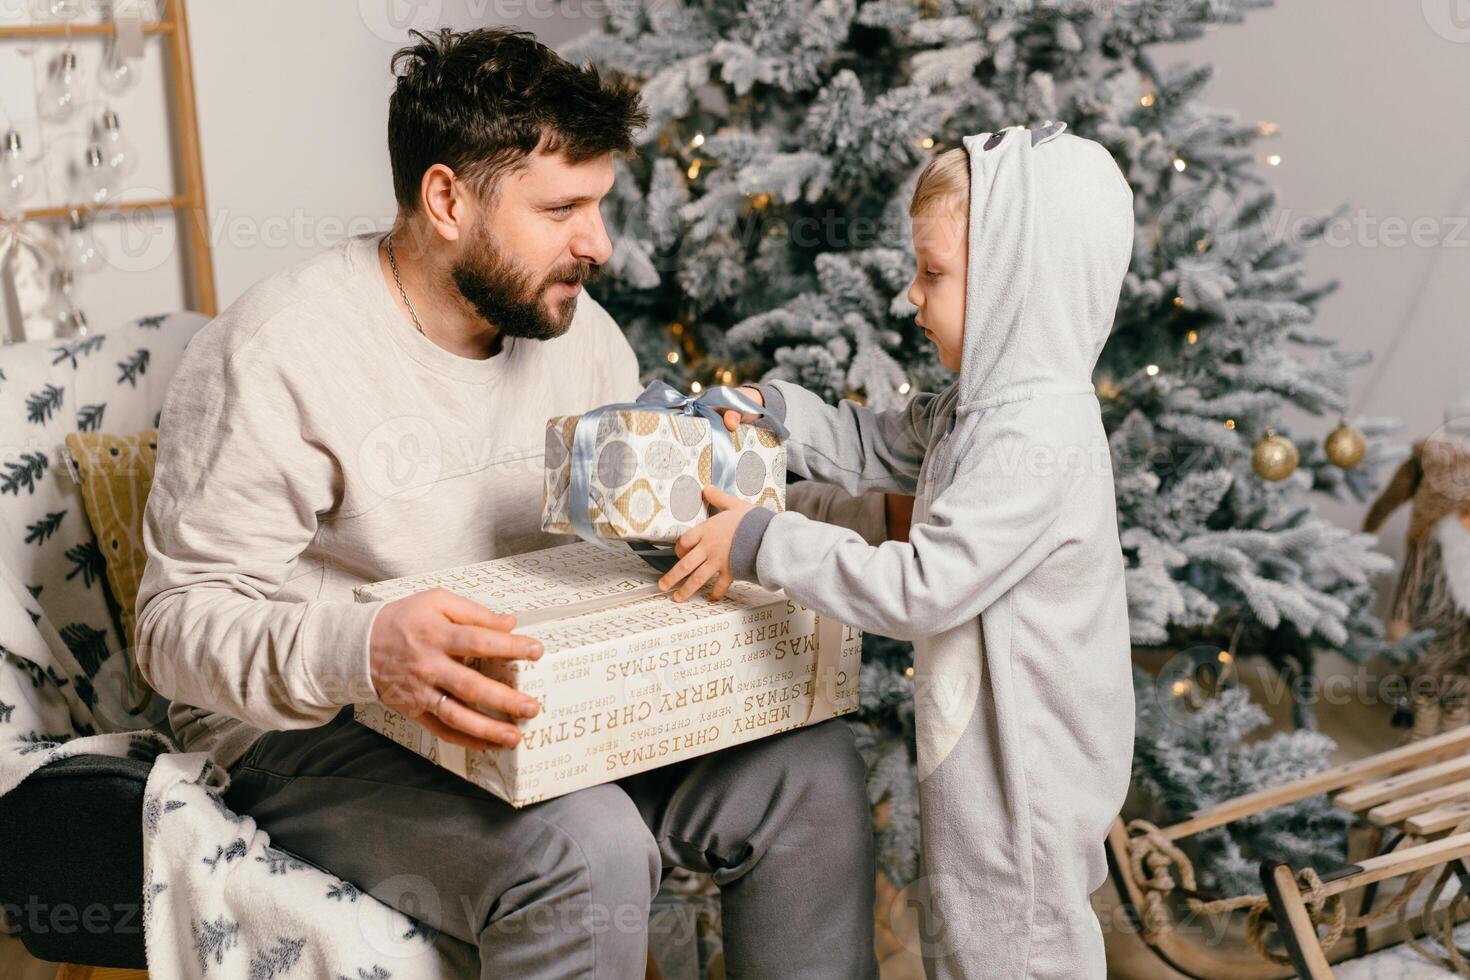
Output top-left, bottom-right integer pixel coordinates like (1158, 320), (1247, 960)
(730, 122), (1136, 979)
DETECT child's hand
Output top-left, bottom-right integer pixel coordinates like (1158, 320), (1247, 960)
(719, 385), (765, 432)
(657, 486), (755, 601)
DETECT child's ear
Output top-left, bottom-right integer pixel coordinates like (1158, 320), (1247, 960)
(1029, 119), (1067, 147)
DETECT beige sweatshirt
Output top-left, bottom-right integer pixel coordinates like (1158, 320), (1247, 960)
(135, 231), (885, 771)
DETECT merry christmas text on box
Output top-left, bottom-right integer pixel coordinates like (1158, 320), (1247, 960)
(352, 542), (861, 807)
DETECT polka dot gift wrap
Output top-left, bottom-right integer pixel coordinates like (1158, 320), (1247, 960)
(542, 407), (787, 544)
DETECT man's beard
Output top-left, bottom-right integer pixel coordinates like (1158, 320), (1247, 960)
(448, 221), (595, 342)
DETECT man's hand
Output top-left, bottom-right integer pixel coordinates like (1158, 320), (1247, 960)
(657, 486), (754, 601)
(719, 385), (766, 432)
(369, 588), (543, 752)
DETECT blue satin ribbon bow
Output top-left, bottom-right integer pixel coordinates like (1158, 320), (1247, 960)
(566, 380), (788, 573)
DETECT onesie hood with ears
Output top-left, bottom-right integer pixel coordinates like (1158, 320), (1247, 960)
(955, 121), (1135, 412)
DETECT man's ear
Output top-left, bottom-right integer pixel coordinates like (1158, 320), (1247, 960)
(419, 163), (467, 244)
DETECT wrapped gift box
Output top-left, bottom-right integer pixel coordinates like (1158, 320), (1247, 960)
(352, 542), (861, 807)
(541, 406), (786, 544)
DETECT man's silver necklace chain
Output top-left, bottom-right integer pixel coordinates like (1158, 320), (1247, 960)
(385, 233), (427, 336)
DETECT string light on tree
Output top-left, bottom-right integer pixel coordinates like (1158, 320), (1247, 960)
(1252, 428), (1299, 481)
(1172, 156), (1187, 173)
(1158, 645), (1239, 713)
(1265, 154), (1282, 167)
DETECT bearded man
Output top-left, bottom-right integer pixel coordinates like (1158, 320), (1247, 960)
(135, 27), (891, 980)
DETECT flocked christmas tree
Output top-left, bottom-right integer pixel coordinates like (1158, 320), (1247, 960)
(567, 0), (1410, 897)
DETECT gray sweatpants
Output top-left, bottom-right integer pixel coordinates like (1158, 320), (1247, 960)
(220, 706), (878, 979)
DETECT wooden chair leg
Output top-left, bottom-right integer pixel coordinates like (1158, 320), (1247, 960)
(1260, 861), (1335, 980)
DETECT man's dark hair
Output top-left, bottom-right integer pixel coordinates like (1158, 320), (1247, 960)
(387, 28), (646, 211)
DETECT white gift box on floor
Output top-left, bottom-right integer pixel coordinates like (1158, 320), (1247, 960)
(352, 542), (862, 808)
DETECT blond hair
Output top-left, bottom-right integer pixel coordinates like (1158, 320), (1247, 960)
(909, 147), (970, 219)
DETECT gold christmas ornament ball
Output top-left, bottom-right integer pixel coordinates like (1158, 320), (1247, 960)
(1252, 431), (1299, 481)
(1325, 420), (1367, 469)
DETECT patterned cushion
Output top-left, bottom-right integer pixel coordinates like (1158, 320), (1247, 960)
(62, 430), (158, 652)
(0, 313), (206, 733)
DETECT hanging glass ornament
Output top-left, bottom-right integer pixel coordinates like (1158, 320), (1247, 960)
(0, 130), (38, 214)
(40, 49), (81, 123)
(63, 209), (104, 278)
(97, 109), (139, 178)
(1252, 428), (1299, 481)
(77, 146), (114, 206)
(40, 268), (89, 337)
(1324, 418), (1368, 469)
(98, 43), (141, 97)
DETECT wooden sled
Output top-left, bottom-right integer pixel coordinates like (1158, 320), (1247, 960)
(1108, 725), (1470, 977)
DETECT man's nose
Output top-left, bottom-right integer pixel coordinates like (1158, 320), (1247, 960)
(906, 277), (922, 309)
(572, 208), (614, 266)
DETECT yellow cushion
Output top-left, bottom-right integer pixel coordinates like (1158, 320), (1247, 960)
(63, 429), (158, 648)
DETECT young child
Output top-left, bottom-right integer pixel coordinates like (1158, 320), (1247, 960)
(657, 121), (1137, 978)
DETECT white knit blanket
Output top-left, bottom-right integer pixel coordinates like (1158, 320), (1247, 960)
(0, 563), (469, 978)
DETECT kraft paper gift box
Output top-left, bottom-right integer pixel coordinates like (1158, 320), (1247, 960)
(541, 384), (787, 546)
(352, 541), (861, 808)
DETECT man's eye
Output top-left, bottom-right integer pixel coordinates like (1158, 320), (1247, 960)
(924, 270), (941, 280)
(550, 204), (575, 216)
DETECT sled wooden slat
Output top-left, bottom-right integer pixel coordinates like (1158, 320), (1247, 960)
(1160, 726), (1470, 842)
(1316, 830), (1470, 899)
(1332, 754), (1470, 813)
(1366, 776), (1470, 826)
(1404, 801), (1470, 837)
